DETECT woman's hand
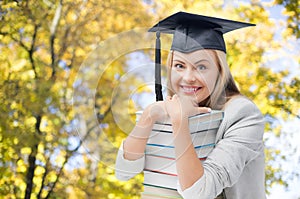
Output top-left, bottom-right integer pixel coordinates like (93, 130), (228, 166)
(141, 101), (170, 125)
(164, 94), (211, 124)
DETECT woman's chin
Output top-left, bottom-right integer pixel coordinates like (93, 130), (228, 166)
(176, 93), (199, 104)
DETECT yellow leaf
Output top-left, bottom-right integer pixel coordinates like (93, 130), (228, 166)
(35, 166), (45, 176)
(10, 59), (27, 72)
(21, 147), (32, 155)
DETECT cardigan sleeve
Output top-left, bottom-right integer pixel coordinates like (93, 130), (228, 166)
(178, 97), (265, 199)
(115, 140), (145, 181)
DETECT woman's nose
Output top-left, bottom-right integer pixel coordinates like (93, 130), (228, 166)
(183, 69), (196, 83)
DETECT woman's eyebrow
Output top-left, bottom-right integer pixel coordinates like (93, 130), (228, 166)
(193, 59), (210, 65)
(173, 59), (185, 63)
(173, 58), (210, 66)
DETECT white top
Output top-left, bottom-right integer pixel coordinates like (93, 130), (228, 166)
(115, 97), (266, 199)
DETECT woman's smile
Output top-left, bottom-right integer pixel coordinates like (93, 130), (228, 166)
(180, 85), (202, 95)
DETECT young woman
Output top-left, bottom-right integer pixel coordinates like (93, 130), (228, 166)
(115, 12), (266, 199)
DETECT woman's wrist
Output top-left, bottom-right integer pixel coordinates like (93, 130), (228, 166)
(123, 109), (155, 160)
(170, 112), (188, 124)
(171, 117), (189, 134)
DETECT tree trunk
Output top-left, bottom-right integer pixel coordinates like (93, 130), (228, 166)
(24, 115), (42, 199)
(24, 146), (37, 199)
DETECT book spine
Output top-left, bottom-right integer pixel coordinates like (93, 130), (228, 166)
(188, 110), (224, 122)
(143, 170), (178, 190)
(153, 118), (222, 133)
(145, 155), (206, 175)
(189, 119), (222, 133)
(141, 192), (183, 199)
(145, 143), (215, 158)
(148, 129), (217, 147)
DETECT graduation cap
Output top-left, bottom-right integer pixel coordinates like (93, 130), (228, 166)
(149, 11), (255, 101)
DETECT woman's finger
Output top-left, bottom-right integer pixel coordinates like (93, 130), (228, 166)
(172, 94), (178, 99)
(198, 107), (212, 114)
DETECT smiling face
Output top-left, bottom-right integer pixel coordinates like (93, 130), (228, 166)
(169, 49), (219, 104)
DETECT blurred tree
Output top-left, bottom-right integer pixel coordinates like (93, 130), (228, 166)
(274, 0), (300, 38)
(0, 0), (152, 198)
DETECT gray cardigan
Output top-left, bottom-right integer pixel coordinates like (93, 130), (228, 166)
(115, 96), (266, 199)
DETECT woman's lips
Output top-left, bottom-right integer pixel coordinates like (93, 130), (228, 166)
(180, 86), (202, 94)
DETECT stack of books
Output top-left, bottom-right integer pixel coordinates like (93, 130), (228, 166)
(138, 110), (224, 199)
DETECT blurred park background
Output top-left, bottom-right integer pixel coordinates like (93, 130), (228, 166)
(0, 0), (299, 198)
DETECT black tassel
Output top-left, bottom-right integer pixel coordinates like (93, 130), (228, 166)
(155, 31), (163, 101)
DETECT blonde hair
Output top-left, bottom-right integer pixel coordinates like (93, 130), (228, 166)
(166, 50), (240, 110)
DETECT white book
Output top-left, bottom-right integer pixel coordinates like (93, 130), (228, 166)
(143, 170), (178, 190)
(145, 155), (206, 175)
(141, 184), (182, 198)
(188, 110), (224, 124)
(148, 127), (218, 147)
(141, 192), (182, 199)
(145, 142), (215, 158)
(152, 117), (222, 133)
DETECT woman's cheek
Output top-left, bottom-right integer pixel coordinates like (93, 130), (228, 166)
(170, 72), (180, 91)
(204, 75), (218, 94)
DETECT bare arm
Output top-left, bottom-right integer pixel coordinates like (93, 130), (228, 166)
(123, 101), (168, 160)
(165, 95), (210, 190)
(172, 117), (204, 190)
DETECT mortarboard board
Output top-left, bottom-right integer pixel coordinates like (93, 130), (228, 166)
(149, 11), (255, 101)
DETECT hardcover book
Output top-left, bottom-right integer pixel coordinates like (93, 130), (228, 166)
(145, 142), (214, 159)
(141, 184), (183, 199)
(145, 155), (206, 175)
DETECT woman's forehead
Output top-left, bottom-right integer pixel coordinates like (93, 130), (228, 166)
(173, 49), (216, 63)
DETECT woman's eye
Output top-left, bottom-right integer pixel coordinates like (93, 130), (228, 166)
(174, 64), (184, 69)
(197, 65), (207, 70)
